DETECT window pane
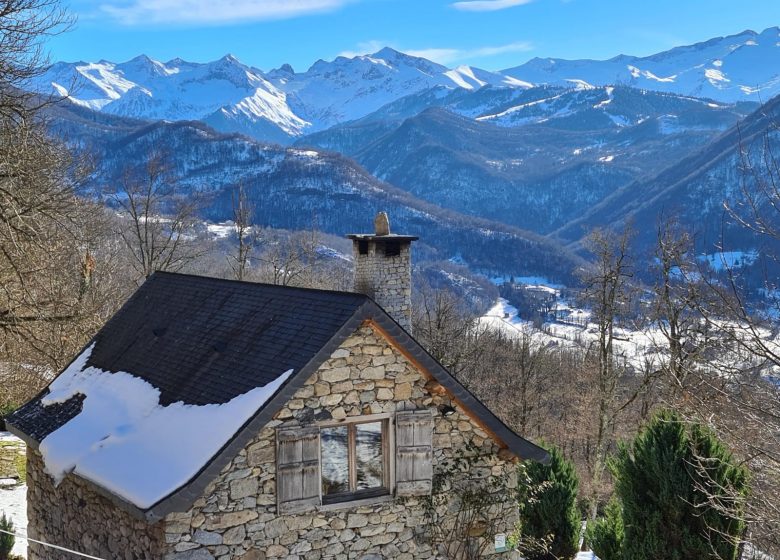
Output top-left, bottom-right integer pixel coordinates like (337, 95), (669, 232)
(356, 421), (384, 490)
(321, 426), (349, 495)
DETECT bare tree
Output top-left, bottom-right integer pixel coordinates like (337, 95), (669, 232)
(0, 0), (139, 410)
(227, 182), (255, 281)
(0, 0), (72, 120)
(412, 286), (485, 375)
(678, 124), (780, 556)
(113, 152), (205, 282)
(650, 216), (713, 394)
(579, 227), (635, 519)
(256, 227), (320, 287)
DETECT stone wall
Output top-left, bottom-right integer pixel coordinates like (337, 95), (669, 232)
(353, 241), (413, 331)
(161, 324), (519, 560)
(26, 450), (164, 559)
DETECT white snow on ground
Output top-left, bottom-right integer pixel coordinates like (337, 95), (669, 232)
(488, 275), (564, 288)
(39, 344), (293, 509)
(0, 482), (27, 558)
(482, 275), (780, 379)
(206, 222), (235, 239)
(481, 298), (666, 370)
(0, 431), (27, 558)
(698, 250), (758, 271)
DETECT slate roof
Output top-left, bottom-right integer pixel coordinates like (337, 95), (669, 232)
(8, 271), (549, 521)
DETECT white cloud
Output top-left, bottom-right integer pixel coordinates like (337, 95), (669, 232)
(451, 0), (534, 12)
(337, 40), (387, 59)
(404, 48), (462, 64)
(408, 42), (534, 64)
(337, 40), (533, 65)
(100, 0), (356, 25)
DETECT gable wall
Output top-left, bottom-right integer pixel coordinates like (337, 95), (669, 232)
(25, 450), (165, 559)
(161, 324), (520, 560)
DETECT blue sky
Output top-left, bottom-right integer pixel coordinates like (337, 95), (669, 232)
(49, 0), (780, 71)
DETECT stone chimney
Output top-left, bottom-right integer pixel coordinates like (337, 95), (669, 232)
(347, 212), (418, 331)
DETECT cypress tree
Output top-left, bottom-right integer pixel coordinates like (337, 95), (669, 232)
(517, 446), (580, 560)
(612, 410), (748, 560)
(587, 497), (624, 560)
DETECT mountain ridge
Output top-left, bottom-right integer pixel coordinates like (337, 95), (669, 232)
(30, 27), (780, 145)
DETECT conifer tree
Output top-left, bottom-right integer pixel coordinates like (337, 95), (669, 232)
(0, 513), (14, 560)
(517, 446), (580, 560)
(587, 497), (624, 560)
(612, 410), (748, 560)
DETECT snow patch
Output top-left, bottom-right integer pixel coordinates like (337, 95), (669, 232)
(39, 344), (293, 509)
(566, 79), (595, 90)
(705, 68), (730, 84)
(593, 86), (614, 108)
(206, 222), (235, 239)
(698, 250), (758, 271)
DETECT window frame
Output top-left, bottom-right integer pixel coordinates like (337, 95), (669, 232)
(317, 412), (394, 506)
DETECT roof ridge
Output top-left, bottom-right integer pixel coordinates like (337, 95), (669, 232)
(151, 271), (370, 300)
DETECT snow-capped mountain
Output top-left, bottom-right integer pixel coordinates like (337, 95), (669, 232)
(268, 47), (523, 131)
(503, 27), (780, 102)
(32, 48), (524, 143)
(37, 54), (309, 144)
(43, 99), (583, 283)
(299, 85), (752, 233)
(31, 29), (780, 144)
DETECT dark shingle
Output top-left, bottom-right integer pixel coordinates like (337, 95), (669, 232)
(85, 272), (367, 406)
(9, 391), (85, 444)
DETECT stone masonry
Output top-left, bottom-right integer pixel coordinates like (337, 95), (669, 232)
(159, 324), (518, 559)
(352, 241), (414, 332)
(26, 450), (165, 559)
(25, 324), (519, 560)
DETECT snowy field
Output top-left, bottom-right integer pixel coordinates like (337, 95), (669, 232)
(0, 431), (27, 558)
(481, 280), (780, 378)
(480, 298), (666, 371)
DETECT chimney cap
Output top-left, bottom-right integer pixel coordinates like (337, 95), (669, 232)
(374, 212), (390, 236)
(346, 233), (419, 242)
(346, 212), (418, 241)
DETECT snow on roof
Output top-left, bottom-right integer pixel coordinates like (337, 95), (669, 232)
(38, 344), (292, 509)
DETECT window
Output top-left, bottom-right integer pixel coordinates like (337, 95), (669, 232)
(320, 418), (389, 503)
(276, 410), (433, 513)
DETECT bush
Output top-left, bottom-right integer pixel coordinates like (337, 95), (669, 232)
(0, 403), (16, 431)
(0, 513), (14, 560)
(587, 497), (624, 560)
(517, 446), (580, 560)
(612, 410), (748, 560)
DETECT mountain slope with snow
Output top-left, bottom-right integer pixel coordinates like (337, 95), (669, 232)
(32, 49), (526, 143)
(38, 55), (309, 144)
(43, 98), (583, 283)
(31, 29), (780, 143)
(552, 93), (780, 255)
(268, 47), (521, 131)
(299, 86), (752, 233)
(503, 27), (780, 102)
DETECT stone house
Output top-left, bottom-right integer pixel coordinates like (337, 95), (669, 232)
(7, 215), (549, 560)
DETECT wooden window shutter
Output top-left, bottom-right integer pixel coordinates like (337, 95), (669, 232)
(276, 425), (320, 513)
(395, 410), (434, 496)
